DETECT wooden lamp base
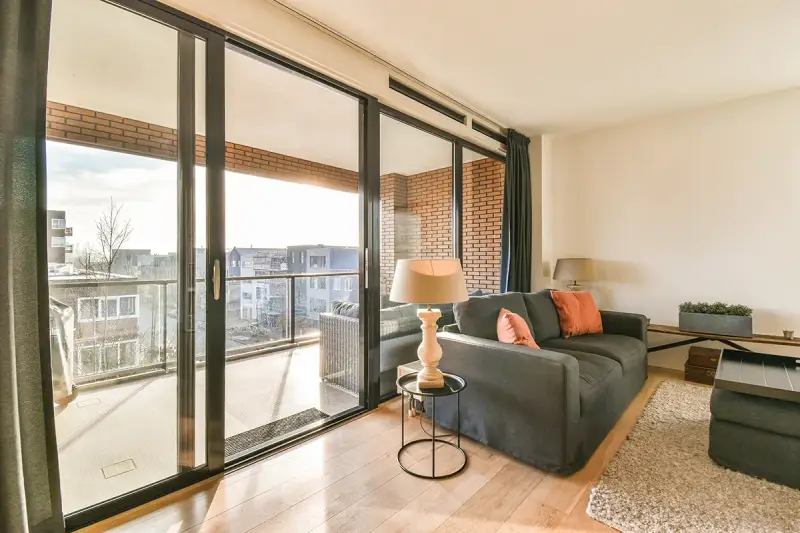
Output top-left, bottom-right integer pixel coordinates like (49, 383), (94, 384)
(416, 307), (444, 389)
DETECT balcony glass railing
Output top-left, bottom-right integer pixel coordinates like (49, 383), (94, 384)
(48, 271), (358, 386)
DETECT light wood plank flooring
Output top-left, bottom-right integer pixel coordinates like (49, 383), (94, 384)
(80, 370), (677, 533)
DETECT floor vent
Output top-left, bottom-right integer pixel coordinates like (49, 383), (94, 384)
(101, 459), (136, 479)
(225, 408), (329, 458)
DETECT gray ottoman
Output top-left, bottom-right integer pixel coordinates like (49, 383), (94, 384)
(709, 387), (800, 489)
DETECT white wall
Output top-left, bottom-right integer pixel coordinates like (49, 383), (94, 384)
(545, 89), (800, 370)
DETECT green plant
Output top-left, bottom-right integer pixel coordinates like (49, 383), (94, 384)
(679, 301), (752, 316)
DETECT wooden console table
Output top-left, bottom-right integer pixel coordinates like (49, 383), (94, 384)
(647, 324), (800, 353)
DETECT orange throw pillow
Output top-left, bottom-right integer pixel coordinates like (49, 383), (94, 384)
(497, 308), (540, 349)
(550, 290), (603, 337)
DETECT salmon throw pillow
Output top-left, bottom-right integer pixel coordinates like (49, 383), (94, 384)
(550, 290), (603, 337)
(497, 308), (540, 349)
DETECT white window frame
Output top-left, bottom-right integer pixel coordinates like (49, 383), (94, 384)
(77, 294), (139, 323)
(51, 218), (66, 230)
(343, 278), (354, 291)
(78, 339), (139, 372)
(333, 278), (341, 290)
(51, 236), (66, 248)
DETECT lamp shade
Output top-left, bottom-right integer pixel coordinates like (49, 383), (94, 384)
(553, 258), (597, 281)
(389, 259), (469, 305)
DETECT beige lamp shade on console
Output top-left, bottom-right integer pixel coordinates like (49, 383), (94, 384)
(553, 258), (597, 291)
(390, 259), (468, 388)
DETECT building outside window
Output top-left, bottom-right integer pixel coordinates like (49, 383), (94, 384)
(242, 292), (252, 300)
(51, 236), (66, 247)
(77, 295), (139, 322)
(51, 218), (66, 229)
(310, 255), (326, 268)
(333, 278), (341, 290)
(309, 297), (327, 313)
(343, 278), (354, 291)
(319, 277), (327, 289)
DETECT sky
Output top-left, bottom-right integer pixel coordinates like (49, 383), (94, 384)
(46, 141), (360, 254)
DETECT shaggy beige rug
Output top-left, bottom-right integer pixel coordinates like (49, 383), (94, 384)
(587, 380), (800, 533)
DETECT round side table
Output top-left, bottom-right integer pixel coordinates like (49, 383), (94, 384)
(396, 372), (467, 479)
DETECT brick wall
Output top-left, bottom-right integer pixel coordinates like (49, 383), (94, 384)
(45, 101), (358, 193)
(379, 173), (408, 293)
(46, 101), (504, 294)
(406, 166), (454, 258)
(462, 158), (505, 293)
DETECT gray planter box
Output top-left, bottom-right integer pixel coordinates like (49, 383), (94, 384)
(679, 312), (753, 338)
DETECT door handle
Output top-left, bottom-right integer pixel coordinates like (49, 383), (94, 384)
(213, 259), (221, 300)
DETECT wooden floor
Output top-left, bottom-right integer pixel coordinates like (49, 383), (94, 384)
(81, 370), (678, 533)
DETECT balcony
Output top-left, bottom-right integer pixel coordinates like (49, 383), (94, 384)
(49, 272), (361, 514)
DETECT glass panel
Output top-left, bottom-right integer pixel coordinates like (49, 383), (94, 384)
(462, 148), (505, 294)
(378, 114), (454, 396)
(222, 45), (361, 459)
(194, 37), (207, 467)
(46, 0), (194, 513)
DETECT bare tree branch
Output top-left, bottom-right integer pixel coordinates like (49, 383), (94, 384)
(94, 197), (133, 278)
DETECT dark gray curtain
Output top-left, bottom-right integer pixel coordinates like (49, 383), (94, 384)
(500, 129), (532, 293)
(0, 0), (64, 531)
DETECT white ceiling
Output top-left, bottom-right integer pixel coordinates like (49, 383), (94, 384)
(282, 0), (800, 133)
(47, 0), (483, 176)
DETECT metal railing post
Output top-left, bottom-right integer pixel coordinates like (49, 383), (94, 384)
(162, 282), (168, 369)
(289, 277), (296, 343)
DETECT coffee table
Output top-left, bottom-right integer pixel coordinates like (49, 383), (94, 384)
(709, 349), (800, 488)
(714, 349), (800, 403)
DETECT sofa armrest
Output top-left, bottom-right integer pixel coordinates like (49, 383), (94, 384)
(434, 332), (581, 471)
(600, 310), (647, 343)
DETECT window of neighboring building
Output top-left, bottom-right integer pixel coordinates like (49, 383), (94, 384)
(242, 292), (252, 300)
(310, 255), (326, 268)
(291, 252), (296, 263)
(309, 278), (317, 289)
(343, 278), (354, 291)
(333, 278), (341, 290)
(256, 287), (262, 299)
(77, 295), (139, 322)
(119, 296), (137, 317)
(51, 218), (66, 229)
(51, 236), (66, 247)
(300, 251), (305, 264)
(319, 278), (327, 289)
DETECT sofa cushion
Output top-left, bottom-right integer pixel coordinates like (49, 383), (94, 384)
(379, 315), (421, 340)
(522, 290), (562, 343)
(331, 300), (359, 318)
(570, 351), (624, 415)
(454, 292), (532, 341)
(550, 290), (603, 337)
(541, 334), (645, 374)
(497, 308), (539, 349)
(380, 303), (417, 321)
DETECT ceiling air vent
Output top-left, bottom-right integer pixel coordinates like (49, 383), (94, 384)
(389, 78), (466, 124)
(471, 120), (506, 145)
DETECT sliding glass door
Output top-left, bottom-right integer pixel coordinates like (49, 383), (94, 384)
(221, 44), (364, 462)
(45, 0), (214, 521)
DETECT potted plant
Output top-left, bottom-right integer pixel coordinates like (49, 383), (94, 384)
(678, 301), (753, 338)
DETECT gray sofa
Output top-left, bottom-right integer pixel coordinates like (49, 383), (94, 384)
(433, 290), (647, 475)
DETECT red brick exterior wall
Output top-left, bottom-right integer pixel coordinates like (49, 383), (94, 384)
(406, 166), (454, 259)
(380, 159), (505, 295)
(46, 101), (504, 294)
(45, 101), (358, 193)
(462, 158), (505, 293)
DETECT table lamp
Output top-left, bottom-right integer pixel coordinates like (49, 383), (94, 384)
(553, 258), (597, 291)
(390, 259), (468, 388)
